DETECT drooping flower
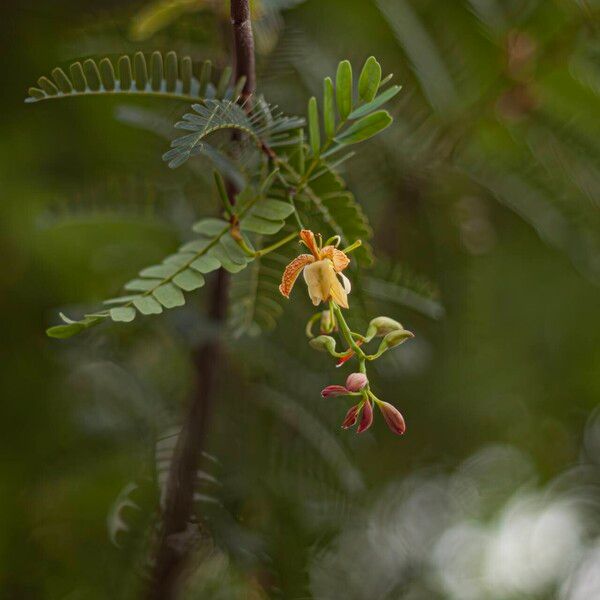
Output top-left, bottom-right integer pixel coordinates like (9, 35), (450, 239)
(279, 230), (352, 308)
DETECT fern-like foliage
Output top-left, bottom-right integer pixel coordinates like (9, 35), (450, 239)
(26, 51), (245, 104)
(163, 98), (305, 168)
(228, 230), (296, 337)
(47, 194), (295, 338)
(40, 56), (402, 338)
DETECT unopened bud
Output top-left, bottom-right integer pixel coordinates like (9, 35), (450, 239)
(365, 316), (404, 340)
(376, 329), (414, 355)
(345, 372), (368, 392)
(319, 310), (334, 334)
(357, 400), (373, 433)
(321, 385), (349, 398)
(309, 335), (337, 355)
(377, 401), (406, 435)
(341, 404), (360, 429)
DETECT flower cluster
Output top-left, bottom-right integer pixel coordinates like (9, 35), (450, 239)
(280, 230), (414, 436)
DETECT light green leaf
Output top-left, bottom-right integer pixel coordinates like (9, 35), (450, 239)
(125, 279), (162, 292)
(153, 283), (185, 308)
(110, 306), (136, 323)
(348, 85), (401, 119)
(308, 96), (321, 156)
(133, 296), (163, 315)
(207, 246), (247, 273)
(192, 218), (229, 236)
(241, 215), (285, 235)
(336, 60), (353, 121)
(173, 269), (205, 291)
(220, 236), (250, 264)
(358, 56), (382, 103)
(190, 255), (221, 273)
(335, 110), (392, 145)
(139, 264), (179, 279)
(250, 199), (295, 221)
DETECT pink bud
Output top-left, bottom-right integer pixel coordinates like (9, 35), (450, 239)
(378, 401), (406, 435)
(345, 372), (368, 392)
(341, 404), (360, 429)
(357, 400), (373, 433)
(321, 385), (349, 398)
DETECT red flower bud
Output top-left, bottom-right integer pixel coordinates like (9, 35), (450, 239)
(378, 401), (406, 435)
(321, 385), (349, 398)
(341, 404), (360, 429)
(345, 372), (368, 392)
(357, 399), (373, 433)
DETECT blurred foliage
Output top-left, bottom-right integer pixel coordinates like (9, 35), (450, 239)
(1, 0), (599, 598)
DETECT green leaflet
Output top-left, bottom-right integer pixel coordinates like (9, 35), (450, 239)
(358, 56), (382, 103)
(229, 242), (294, 338)
(163, 99), (305, 169)
(26, 52), (243, 104)
(43, 56), (401, 340)
(336, 60), (353, 121)
(335, 111), (393, 145)
(308, 97), (321, 156)
(348, 85), (402, 119)
(46, 193), (295, 338)
(323, 77), (335, 139)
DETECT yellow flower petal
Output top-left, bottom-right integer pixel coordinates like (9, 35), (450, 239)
(279, 254), (314, 298)
(303, 260), (331, 306)
(329, 272), (349, 308)
(303, 259), (350, 308)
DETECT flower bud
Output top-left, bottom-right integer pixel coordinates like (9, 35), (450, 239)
(357, 399), (373, 433)
(319, 310), (334, 334)
(376, 329), (414, 355)
(377, 401), (406, 435)
(341, 404), (360, 429)
(345, 372), (368, 392)
(309, 335), (337, 355)
(365, 316), (404, 340)
(321, 385), (349, 398)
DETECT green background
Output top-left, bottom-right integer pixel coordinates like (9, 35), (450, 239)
(1, 0), (599, 598)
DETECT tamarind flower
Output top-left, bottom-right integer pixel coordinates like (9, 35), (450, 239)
(279, 230), (351, 309)
(321, 372), (406, 435)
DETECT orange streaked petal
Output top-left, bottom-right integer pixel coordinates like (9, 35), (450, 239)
(321, 246), (350, 272)
(279, 254), (314, 298)
(299, 229), (321, 259)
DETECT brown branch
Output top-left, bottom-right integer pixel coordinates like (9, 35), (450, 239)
(146, 2), (255, 598)
(230, 0), (256, 105)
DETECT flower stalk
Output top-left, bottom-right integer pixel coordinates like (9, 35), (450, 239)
(279, 229), (413, 436)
